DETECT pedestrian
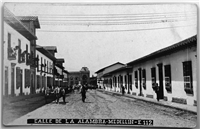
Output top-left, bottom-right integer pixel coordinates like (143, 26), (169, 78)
(60, 88), (66, 103)
(121, 85), (125, 95)
(54, 86), (60, 104)
(155, 83), (160, 101)
(80, 84), (87, 102)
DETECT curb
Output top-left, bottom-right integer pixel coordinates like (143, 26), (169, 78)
(97, 89), (197, 114)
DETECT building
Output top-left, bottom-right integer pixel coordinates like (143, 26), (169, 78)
(68, 67), (90, 86)
(95, 62), (125, 89)
(103, 35), (197, 106)
(17, 15), (40, 94)
(63, 70), (69, 88)
(3, 7), (38, 96)
(35, 45), (56, 93)
(54, 58), (65, 87)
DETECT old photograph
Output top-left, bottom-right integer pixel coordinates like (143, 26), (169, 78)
(2, 2), (198, 127)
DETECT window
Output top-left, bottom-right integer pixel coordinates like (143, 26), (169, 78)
(47, 61), (48, 73)
(24, 69), (30, 88)
(135, 71), (138, 88)
(129, 74), (132, 90)
(18, 39), (21, 63)
(151, 67), (156, 90)
(7, 33), (16, 60)
(44, 59), (46, 73)
(182, 61), (193, 94)
(40, 57), (43, 72)
(142, 69), (146, 90)
(37, 55), (39, 72)
(164, 65), (172, 93)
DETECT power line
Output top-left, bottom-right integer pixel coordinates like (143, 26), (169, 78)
(39, 14), (196, 22)
(34, 11), (196, 17)
(37, 24), (196, 33)
(40, 18), (196, 26)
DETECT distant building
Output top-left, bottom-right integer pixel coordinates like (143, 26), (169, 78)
(95, 62), (125, 89)
(68, 67), (90, 86)
(54, 58), (65, 87)
(3, 7), (39, 96)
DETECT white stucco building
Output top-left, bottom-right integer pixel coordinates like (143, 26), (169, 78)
(95, 62), (125, 89)
(3, 7), (38, 96)
(35, 46), (56, 93)
(101, 35), (197, 106)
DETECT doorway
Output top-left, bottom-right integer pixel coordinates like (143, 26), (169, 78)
(5, 67), (8, 96)
(157, 63), (164, 99)
(138, 68), (143, 96)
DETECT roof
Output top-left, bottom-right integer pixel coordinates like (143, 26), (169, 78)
(4, 7), (37, 41)
(56, 58), (65, 63)
(80, 67), (89, 72)
(43, 46), (57, 53)
(102, 65), (133, 77)
(127, 35), (197, 66)
(95, 62), (125, 73)
(63, 70), (69, 73)
(36, 45), (56, 61)
(17, 16), (40, 28)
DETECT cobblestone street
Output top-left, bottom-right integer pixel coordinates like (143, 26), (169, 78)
(8, 90), (197, 127)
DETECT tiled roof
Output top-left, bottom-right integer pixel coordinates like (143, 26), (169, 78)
(17, 16), (40, 28)
(127, 35), (197, 66)
(4, 7), (37, 41)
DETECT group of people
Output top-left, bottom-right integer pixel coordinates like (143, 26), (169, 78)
(45, 83), (88, 104)
(45, 86), (66, 104)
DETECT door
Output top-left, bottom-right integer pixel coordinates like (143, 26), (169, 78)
(157, 63), (164, 99)
(5, 67), (8, 96)
(138, 68), (143, 96)
(11, 65), (15, 96)
(20, 69), (23, 95)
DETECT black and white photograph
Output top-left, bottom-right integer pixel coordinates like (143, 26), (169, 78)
(1, 2), (198, 128)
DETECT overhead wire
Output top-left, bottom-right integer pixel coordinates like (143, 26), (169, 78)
(37, 24), (196, 33)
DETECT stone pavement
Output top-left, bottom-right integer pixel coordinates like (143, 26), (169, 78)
(97, 89), (197, 114)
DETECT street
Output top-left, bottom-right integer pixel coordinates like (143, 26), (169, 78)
(8, 90), (197, 127)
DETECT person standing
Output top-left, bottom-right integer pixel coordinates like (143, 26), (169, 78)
(155, 83), (160, 101)
(54, 86), (60, 104)
(121, 85), (125, 95)
(60, 88), (66, 103)
(80, 84), (87, 102)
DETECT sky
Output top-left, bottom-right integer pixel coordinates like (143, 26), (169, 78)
(4, 3), (197, 76)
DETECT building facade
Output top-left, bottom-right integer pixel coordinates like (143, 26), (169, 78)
(68, 67), (90, 86)
(101, 35), (197, 106)
(3, 7), (38, 96)
(95, 62), (125, 89)
(35, 46), (56, 93)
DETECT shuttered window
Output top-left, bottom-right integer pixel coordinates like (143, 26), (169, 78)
(142, 69), (146, 90)
(151, 67), (156, 90)
(164, 65), (172, 93)
(182, 61), (193, 94)
(24, 69), (30, 88)
(135, 71), (138, 89)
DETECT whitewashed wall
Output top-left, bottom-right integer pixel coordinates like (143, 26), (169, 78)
(3, 22), (31, 96)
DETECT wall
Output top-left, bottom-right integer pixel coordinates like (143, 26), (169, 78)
(35, 50), (53, 93)
(131, 46), (197, 106)
(3, 22), (31, 96)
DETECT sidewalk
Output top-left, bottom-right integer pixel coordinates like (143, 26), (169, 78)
(97, 89), (197, 114)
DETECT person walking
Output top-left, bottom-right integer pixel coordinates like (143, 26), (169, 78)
(80, 84), (87, 102)
(54, 86), (60, 104)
